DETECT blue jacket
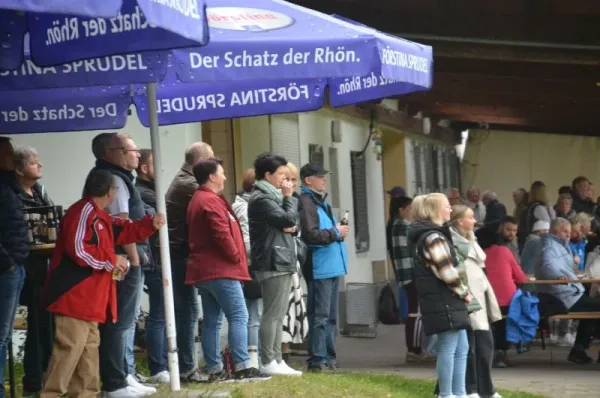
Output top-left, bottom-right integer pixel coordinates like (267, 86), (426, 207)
(536, 233), (584, 310)
(298, 187), (347, 280)
(506, 289), (539, 345)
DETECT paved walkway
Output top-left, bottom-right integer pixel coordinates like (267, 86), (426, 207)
(329, 325), (599, 398)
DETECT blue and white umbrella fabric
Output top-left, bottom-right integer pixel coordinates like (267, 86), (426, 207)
(0, 0), (209, 70)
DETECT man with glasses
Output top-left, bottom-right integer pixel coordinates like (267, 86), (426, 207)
(85, 133), (155, 398)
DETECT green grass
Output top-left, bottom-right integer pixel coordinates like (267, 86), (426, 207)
(7, 358), (544, 398)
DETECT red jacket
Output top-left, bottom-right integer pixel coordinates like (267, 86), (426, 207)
(484, 245), (527, 307)
(43, 197), (156, 323)
(186, 186), (250, 285)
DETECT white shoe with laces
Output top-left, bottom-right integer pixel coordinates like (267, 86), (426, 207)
(126, 374), (156, 395)
(147, 370), (170, 385)
(277, 360), (303, 376)
(466, 394), (481, 398)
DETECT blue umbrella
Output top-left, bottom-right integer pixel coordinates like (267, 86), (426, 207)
(0, 0), (209, 69)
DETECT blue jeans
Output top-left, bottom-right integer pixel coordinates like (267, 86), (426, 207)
(125, 270), (145, 376)
(171, 255), (199, 375)
(436, 329), (469, 397)
(196, 279), (251, 373)
(245, 298), (262, 349)
(144, 268), (168, 376)
(0, 265), (26, 398)
(99, 265), (142, 392)
(307, 277), (339, 367)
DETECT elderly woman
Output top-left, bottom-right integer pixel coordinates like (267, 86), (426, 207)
(13, 146), (54, 396)
(248, 152), (302, 376)
(281, 162), (309, 362)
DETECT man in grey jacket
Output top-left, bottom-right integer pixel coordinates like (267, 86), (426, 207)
(536, 218), (600, 364)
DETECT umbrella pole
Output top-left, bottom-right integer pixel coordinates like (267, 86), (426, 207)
(146, 82), (181, 391)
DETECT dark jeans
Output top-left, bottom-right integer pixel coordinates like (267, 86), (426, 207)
(466, 330), (495, 396)
(171, 255), (199, 375)
(570, 294), (600, 350)
(99, 265), (142, 392)
(0, 265), (25, 398)
(404, 282), (422, 354)
(307, 277), (339, 367)
(21, 260), (53, 393)
(491, 306), (509, 351)
(144, 268), (168, 376)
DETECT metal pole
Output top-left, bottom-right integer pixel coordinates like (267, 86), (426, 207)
(146, 82), (181, 391)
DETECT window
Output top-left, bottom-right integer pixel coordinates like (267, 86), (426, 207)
(308, 144), (324, 168)
(350, 151), (370, 253)
(328, 147), (340, 209)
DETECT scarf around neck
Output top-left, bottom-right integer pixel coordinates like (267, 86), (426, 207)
(254, 179), (283, 205)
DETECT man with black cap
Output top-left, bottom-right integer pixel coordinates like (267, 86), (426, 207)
(298, 163), (348, 372)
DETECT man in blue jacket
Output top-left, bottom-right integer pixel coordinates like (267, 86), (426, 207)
(298, 163), (348, 372)
(0, 136), (29, 397)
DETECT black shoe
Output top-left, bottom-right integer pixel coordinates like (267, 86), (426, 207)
(234, 367), (271, 382)
(568, 349), (594, 365)
(180, 369), (210, 383)
(307, 366), (323, 373)
(325, 363), (340, 372)
(493, 350), (508, 368)
(207, 369), (234, 384)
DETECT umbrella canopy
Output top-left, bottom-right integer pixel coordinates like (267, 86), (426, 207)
(0, 0), (209, 69)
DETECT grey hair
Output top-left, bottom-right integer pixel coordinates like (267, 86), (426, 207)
(550, 217), (570, 231)
(482, 190), (497, 201)
(13, 146), (39, 170)
(570, 212), (592, 226)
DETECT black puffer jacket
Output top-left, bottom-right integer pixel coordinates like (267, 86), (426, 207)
(0, 171), (29, 273)
(247, 186), (298, 273)
(408, 220), (470, 336)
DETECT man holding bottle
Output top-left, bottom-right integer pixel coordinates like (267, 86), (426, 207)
(297, 163), (348, 373)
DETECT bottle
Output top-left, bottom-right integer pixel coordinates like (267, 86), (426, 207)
(25, 213), (34, 244)
(47, 210), (57, 243)
(340, 210), (349, 226)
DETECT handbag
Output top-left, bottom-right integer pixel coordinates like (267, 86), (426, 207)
(295, 237), (308, 267)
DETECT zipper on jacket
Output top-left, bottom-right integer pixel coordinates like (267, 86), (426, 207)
(445, 304), (454, 329)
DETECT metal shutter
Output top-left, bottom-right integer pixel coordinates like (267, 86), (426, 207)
(308, 144), (325, 169)
(350, 151), (370, 253)
(424, 143), (436, 193)
(412, 140), (424, 194)
(270, 114), (300, 166)
(328, 147), (340, 209)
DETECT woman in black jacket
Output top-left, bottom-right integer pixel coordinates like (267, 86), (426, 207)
(408, 193), (472, 398)
(248, 153), (302, 376)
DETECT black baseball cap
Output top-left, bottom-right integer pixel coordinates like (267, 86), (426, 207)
(387, 186), (406, 197)
(300, 163), (330, 180)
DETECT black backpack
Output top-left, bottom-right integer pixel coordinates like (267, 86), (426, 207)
(378, 283), (401, 325)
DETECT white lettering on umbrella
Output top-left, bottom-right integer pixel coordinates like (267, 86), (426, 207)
(151, 0), (201, 20)
(0, 103), (118, 123)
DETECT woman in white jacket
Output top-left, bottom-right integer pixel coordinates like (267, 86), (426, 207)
(450, 205), (503, 398)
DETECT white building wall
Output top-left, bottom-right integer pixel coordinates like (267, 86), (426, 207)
(239, 116), (270, 170)
(8, 106), (203, 207)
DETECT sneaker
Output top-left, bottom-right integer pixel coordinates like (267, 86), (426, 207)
(277, 360), (303, 376)
(234, 367), (272, 382)
(488, 393), (503, 398)
(260, 360), (282, 375)
(147, 370), (170, 385)
(492, 350), (508, 368)
(180, 369), (210, 383)
(126, 374), (156, 395)
(549, 334), (558, 345)
(207, 369), (234, 384)
(567, 348), (594, 364)
(103, 386), (147, 398)
(406, 352), (436, 363)
(466, 394), (481, 398)
(133, 373), (148, 383)
(307, 365), (322, 373)
(556, 334), (575, 348)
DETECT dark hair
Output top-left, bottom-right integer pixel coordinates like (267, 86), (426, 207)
(242, 168), (256, 193)
(558, 185), (572, 195)
(572, 176), (589, 190)
(91, 132), (118, 159)
(388, 196), (413, 221)
(499, 215), (517, 226)
(136, 149), (152, 174)
(253, 152), (287, 180)
(0, 136), (10, 145)
(82, 169), (116, 198)
(193, 157), (223, 185)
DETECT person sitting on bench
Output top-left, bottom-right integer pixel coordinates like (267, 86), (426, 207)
(536, 218), (600, 365)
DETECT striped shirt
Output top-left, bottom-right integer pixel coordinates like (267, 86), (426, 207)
(421, 232), (469, 298)
(391, 217), (413, 285)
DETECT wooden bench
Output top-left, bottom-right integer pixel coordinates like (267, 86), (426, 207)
(550, 312), (600, 320)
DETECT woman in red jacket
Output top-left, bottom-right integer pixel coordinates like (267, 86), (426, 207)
(41, 169), (163, 398)
(185, 158), (270, 383)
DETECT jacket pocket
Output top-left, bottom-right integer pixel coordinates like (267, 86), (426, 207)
(271, 245), (297, 272)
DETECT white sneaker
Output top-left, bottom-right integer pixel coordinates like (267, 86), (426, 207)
(556, 335), (574, 348)
(277, 360), (303, 376)
(466, 394), (481, 398)
(126, 374), (156, 395)
(103, 386), (147, 398)
(490, 393), (503, 398)
(147, 370), (170, 385)
(259, 360), (282, 375)
(549, 334), (558, 345)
